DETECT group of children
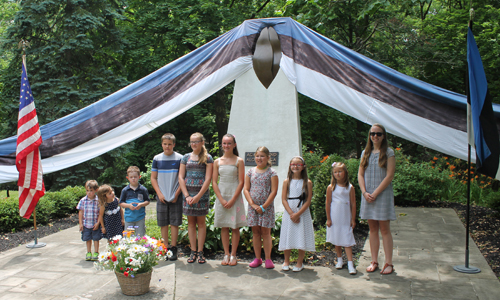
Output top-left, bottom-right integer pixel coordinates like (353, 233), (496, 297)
(77, 167), (150, 261)
(78, 123), (396, 276)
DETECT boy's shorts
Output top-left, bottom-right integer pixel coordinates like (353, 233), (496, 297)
(124, 218), (146, 237)
(81, 227), (102, 241)
(157, 195), (183, 227)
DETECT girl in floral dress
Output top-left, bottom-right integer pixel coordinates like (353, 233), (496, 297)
(179, 132), (213, 264)
(243, 146), (279, 269)
(212, 134), (246, 266)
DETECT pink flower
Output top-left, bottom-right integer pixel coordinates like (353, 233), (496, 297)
(236, 207), (240, 213)
(241, 215), (246, 221)
(231, 216), (235, 222)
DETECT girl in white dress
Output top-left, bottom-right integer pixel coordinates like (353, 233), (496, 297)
(326, 162), (357, 275)
(279, 156), (315, 272)
(212, 134), (246, 266)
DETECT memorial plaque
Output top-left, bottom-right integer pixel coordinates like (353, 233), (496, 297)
(245, 152), (279, 166)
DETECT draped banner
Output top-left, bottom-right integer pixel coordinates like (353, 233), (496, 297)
(1, 17), (500, 183)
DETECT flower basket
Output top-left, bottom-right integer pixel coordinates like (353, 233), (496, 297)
(94, 234), (167, 295)
(115, 269), (153, 296)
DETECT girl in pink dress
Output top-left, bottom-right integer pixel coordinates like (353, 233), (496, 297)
(243, 146), (278, 269)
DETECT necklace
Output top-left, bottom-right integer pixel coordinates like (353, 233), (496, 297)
(257, 165), (267, 170)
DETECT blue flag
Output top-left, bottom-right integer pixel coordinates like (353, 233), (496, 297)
(467, 27), (500, 179)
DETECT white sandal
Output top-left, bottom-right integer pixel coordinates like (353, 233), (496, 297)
(221, 255), (229, 266)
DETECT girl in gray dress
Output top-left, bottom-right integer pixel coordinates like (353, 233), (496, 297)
(212, 134), (246, 266)
(358, 124), (396, 275)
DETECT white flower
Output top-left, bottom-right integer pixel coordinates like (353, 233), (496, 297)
(167, 250), (173, 257)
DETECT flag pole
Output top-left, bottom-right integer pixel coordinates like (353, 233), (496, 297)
(18, 40), (46, 249)
(453, 9), (480, 274)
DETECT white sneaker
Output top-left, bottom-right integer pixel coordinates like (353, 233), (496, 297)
(348, 262), (357, 275)
(335, 259), (343, 269)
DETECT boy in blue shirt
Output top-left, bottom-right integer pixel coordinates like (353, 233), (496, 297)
(119, 166), (150, 236)
(151, 133), (183, 260)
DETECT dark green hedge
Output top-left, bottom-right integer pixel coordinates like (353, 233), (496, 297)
(0, 186), (86, 232)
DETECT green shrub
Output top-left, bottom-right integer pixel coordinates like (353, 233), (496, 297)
(0, 196), (29, 232)
(393, 149), (449, 204)
(50, 186), (86, 218)
(0, 185), (86, 233)
(140, 161), (154, 194)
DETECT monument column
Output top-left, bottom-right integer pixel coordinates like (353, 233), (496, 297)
(227, 67), (302, 213)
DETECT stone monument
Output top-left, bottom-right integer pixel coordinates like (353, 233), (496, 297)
(227, 67), (302, 213)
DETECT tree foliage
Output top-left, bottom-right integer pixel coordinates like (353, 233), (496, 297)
(1, 0), (500, 189)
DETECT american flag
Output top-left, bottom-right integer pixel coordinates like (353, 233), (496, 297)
(16, 59), (45, 219)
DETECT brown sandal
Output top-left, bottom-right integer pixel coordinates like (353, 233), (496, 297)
(380, 263), (394, 275)
(187, 251), (197, 263)
(366, 261), (379, 272)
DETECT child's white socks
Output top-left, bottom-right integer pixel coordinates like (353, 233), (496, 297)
(348, 261), (356, 275)
(335, 257), (343, 269)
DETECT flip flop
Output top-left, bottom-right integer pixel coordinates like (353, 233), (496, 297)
(229, 255), (237, 266)
(366, 261), (379, 272)
(221, 255), (229, 266)
(380, 263), (394, 275)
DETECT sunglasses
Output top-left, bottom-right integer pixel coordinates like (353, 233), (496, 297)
(370, 132), (384, 137)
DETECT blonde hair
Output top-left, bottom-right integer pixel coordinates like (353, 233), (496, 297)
(85, 180), (98, 191)
(97, 184), (113, 207)
(191, 132), (208, 165)
(127, 166), (140, 176)
(330, 162), (350, 191)
(255, 146), (272, 168)
(360, 123), (389, 169)
(286, 156), (309, 197)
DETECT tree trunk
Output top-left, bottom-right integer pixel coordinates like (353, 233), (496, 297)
(214, 89), (229, 156)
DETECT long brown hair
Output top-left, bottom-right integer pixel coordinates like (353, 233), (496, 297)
(191, 132), (209, 165)
(286, 156), (309, 197)
(360, 123), (389, 169)
(223, 133), (239, 156)
(330, 162), (350, 192)
(255, 146), (272, 168)
(97, 184), (113, 208)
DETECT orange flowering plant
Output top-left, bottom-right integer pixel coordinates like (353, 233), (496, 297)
(94, 234), (167, 277)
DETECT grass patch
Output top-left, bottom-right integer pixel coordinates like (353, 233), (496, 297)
(0, 190), (18, 198)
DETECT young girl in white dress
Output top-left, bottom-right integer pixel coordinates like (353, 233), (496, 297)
(278, 156), (315, 272)
(212, 134), (246, 266)
(326, 162), (357, 275)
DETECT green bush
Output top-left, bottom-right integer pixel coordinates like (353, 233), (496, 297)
(0, 185), (86, 233)
(0, 196), (29, 232)
(48, 186), (86, 218)
(393, 149), (449, 204)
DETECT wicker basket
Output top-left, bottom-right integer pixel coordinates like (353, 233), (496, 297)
(115, 269), (153, 296)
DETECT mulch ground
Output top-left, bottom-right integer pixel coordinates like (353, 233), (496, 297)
(1, 201), (498, 279)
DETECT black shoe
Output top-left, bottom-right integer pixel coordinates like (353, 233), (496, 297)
(169, 246), (178, 261)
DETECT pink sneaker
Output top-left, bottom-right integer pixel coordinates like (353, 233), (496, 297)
(249, 258), (262, 268)
(265, 259), (275, 269)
